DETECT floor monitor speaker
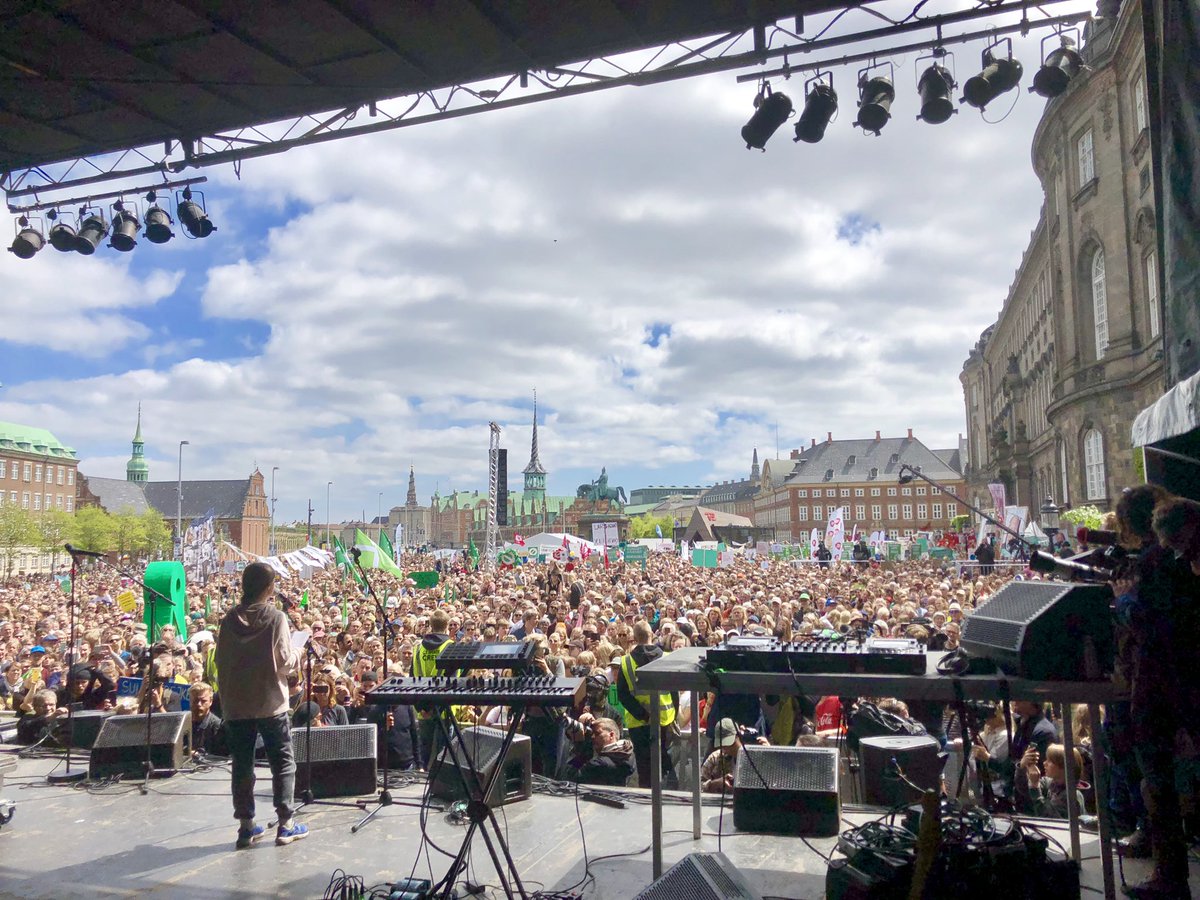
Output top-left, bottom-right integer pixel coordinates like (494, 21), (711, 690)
(633, 851), (762, 900)
(732, 744), (841, 836)
(429, 725), (531, 808)
(89, 712), (190, 779)
(293, 723), (378, 798)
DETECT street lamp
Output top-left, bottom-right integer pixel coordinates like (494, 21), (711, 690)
(270, 466), (279, 555)
(326, 481), (333, 549)
(1040, 493), (1060, 550)
(176, 440), (189, 560)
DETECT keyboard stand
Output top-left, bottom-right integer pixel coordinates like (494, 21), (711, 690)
(429, 706), (531, 900)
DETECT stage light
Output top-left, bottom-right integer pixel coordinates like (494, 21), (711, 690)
(109, 201), (140, 252)
(854, 63), (895, 136)
(898, 469), (915, 485)
(1030, 33), (1083, 99)
(916, 53), (957, 125)
(793, 73), (838, 144)
(143, 191), (174, 244)
(74, 209), (108, 255)
(961, 39), (1023, 110)
(177, 187), (216, 238)
(741, 82), (793, 151)
(8, 216), (45, 259)
(46, 210), (78, 253)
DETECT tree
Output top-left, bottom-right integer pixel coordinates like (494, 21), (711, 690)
(73, 505), (116, 554)
(629, 513), (675, 540)
(1060, 504), (1106, 532)
(35, 509), (75, 571)
(0, 503), (37, 577)
(111, 509), (147, 559)
(135, 510), (172, 560)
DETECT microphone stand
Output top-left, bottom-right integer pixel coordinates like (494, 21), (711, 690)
(896, 464), (1034, 551)
(46, 548), (90, 784)
(349, 549), (425, 832)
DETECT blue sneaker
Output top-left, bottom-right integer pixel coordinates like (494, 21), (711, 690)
(275, 821), (308, 846)
(235, 824), (265, 849)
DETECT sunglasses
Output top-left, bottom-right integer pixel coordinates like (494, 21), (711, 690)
(312, 685), (330, 693)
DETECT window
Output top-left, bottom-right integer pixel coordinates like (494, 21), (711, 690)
(9, 491), (17, 504)
(887, 504), (899, 519)
(21, 492), (30, 508)
(855, 488), (864, 497)
(901, 487), (912, 496)
(1084, 429), (1106, 500)
(797, 506), (808, 521)
(44, 493), (51, 510)
(33, 493), (40, 511)
(917, 503), (928, 520)
(813, 506), (823, 521)
(797, 490), (807, 498)
(0, 461), (5, 479)
(1146, 251), (1160, 339)
(904, 529), (914, 538)
(1092, 248), (1109, 358)
(65, 496), (73, 513)
(1078, 128), (1095, 185)
(67, 469), (74, 486)
(57, 467), (63, 485)
(871, 504), (882, 520)
(840, 488), (851, 497)
(902, 504), (913, 520)
(826, 489), (837, 497)
(1133, 74), (1147, 133)
(34, 464), (41, 482)
(1060, 440), (1071, 505)
(916, 486), (927, 496)
(24, 463), (31, 481)
(855, 504), (866, 519)
(887, 487), (897, 496)
(827, 505), (837, 517)
(888, 530), (899, 540)
(56, 494), (63, 509)
(871, 488), (881, 497)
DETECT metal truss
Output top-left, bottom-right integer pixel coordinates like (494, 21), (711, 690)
(2, 0), (1089, 201)
(486, 422), (501, 570)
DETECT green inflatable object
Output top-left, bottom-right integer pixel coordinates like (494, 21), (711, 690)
(144, 560), (187, 643)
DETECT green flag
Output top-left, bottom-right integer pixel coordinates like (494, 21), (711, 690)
(354, 528), (404, 577)
(333, 536), (366, 588)
(468, 539), (479, 568)
(204, 594), (211, 619)
(379, 528), (395, 565)
(301, 589), (309, 610)
(341, 593), (348, 627)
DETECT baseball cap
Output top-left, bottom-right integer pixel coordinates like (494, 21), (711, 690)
(715, 718), (739, 749)
(30, 645), (46, 654)
(43, 633), (60, 642)
(949, 603), (963, 612)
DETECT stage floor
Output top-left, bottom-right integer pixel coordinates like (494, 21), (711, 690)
(0, 753), (1191, 899)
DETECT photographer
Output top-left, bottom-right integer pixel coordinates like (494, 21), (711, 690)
(522, 633), (567, 777)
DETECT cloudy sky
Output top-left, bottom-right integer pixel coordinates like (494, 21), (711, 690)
(0, 1), (1094, 525)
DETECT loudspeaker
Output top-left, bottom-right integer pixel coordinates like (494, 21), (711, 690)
(859, 735), (944, 808)
(633, 851), (762, 900)
(293, 723), (377, 798)
(960, 581), (1114, 679)
(429, 725), (531, 808)
(58, 710), (113, 749)
(90, 712), (190, 779)
(732, 745), (840, 837)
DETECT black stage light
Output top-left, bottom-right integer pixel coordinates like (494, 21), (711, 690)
(177, 187), (216, 238)
(854, 63), (895, 136)
(75, 210), (108, 255)
(8, 216), (45, 259)
(1031, 33), (1083, 99)
(109, 201), (139, 252)
(794, 73), (838, 144)
(143, 191), (175, 244)
(961, 39), (1023, 110)
(47, 210), (77, 253)
(741, 83), (793, 150)
(916, 58), (957, 125)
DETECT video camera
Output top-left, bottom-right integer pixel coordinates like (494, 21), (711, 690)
(1028, 549), (1122, 583)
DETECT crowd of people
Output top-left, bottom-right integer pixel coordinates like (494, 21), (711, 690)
(0, 491), (1197, 895)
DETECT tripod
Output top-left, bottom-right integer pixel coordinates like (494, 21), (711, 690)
(46, 547), (90, 784)
(349, 548), (424, 832)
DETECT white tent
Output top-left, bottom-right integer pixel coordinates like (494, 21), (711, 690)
(522, 532), (604, 555)
(1023, 521), (1048, 545)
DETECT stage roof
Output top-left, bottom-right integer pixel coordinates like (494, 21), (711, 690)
(0, 0), (854, 176)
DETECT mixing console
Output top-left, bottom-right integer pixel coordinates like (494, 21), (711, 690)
(706, 635), (926, 676)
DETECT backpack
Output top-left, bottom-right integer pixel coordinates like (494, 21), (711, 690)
(846, 701), (928, 752)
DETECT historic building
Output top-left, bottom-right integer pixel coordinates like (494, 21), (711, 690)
(697, 450), (760, 518)
(76, 411), (270, 556)
(0, 421), (79, 515)
(391, 466), (433, 548)
(752, 431), (966, 542)
(961, 1), (1162, 514)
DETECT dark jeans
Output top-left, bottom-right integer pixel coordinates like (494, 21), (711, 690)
(418, 715), (443, 771)
(524, 715), (566, 779)
(630, 724), (677, 789)
(226, 713), (296, 824)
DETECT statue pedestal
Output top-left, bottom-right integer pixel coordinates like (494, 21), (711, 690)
(575, 503), (630, 544)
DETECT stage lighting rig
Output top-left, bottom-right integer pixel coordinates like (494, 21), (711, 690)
(854, 62), (895, 136)
(741, 82), (793, 150)
(1030, 31), (1083, 98)
(7, 215), (44, 259)
(961, 38), (1023, 111)
(109, 200), (140, 252)
(74, 207), (108, 255)
(794, 72), (838, 144)
(143, 191), (175, 244)
(45, 210), (78, 253)
(177, 187), (216, 238)
(916, 51), (957, 125)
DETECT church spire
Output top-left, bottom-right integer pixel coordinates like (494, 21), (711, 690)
(406, 465), (418, 508)
(126, 403), (149, 483)
(751, 447), (760, 481)
(523, 390), (546, 477)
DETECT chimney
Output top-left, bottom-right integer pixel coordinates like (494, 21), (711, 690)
(907, 428), (913, 439)
(827, 431), (833, 443)
(875, 430), (881, 441)
(790, 449), (800, 459)
(810, 438), (816, 449)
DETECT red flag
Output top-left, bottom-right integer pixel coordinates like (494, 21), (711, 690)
(562, 534), (570, 548)
(514, 533), (525, 546)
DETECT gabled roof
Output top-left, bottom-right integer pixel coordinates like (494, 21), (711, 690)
(933, 447), (964, 474)
(699, 478), (758, 503)
(783, 435), (962, 485)
(143, 479), (251, 520)
(79, 475), (150, 515)
(0, 421), (78, 459)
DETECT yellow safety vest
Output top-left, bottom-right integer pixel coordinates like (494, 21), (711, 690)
(412, 638), (452, 678)
(620, 653), (675, 730)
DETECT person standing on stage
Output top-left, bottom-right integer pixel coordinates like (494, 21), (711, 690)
(412, 608), (454, 769)
(214, 562), (307, 849)
(618, 620), (678, 789)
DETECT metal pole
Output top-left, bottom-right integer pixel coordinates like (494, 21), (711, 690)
(176, 440), (189, 560)
(270, 466), (279, 555)
(326, 481), (333, 548)
(377, 492), (383, 542)
(486, 423), (500, 569)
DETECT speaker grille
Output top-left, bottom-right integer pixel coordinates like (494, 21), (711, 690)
(973, 581), (1070, 626)
(633, 852), (761, 900)
(93, 712), (188, 747)
(293, 724), (375, 763)
(734, 745), (838, 792)
(450, 725), (505, 771)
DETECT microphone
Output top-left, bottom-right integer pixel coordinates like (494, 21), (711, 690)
(64, 543), (104, 558)
(1029, 550), (1111, 583)
(350, 547), (362, 561)
(1077, 527), (1120, 547)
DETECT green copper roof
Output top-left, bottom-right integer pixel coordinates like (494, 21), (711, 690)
(0, 421), (78, 459)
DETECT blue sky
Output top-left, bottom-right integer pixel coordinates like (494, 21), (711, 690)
(0, 1), (1094, 527)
